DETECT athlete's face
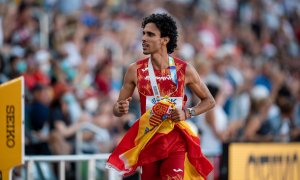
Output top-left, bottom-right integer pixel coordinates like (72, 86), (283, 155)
(142, 23), (165, 55)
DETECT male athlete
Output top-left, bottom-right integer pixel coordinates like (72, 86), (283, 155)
(112, 13), (215, 179)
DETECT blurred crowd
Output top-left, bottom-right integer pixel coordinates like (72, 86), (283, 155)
(0, 0), (300, 178)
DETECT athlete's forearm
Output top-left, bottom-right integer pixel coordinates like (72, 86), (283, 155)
(192, 95), (215, 116)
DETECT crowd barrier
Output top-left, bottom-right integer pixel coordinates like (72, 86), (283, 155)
(13, 142), (300, 180)
(20, 154), (218, 180)
(24, 154), (120, 180)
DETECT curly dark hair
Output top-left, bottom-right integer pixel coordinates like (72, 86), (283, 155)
(141, 13), (178, 54)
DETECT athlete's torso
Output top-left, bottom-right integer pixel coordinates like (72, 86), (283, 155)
(136, 57), (187, 114)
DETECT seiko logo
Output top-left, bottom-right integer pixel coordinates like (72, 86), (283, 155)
(6, 105), (15, 148)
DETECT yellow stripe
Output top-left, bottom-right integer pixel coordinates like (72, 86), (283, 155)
(184, 154), (205, 180)
(121, 98), (205, 179)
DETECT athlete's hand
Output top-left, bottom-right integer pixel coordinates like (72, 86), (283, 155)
(114, 97), (132, 117)
(170, 108), (186, 122)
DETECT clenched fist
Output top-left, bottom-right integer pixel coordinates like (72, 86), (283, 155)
(170, 108), (186, 122)
(113, 97), (132, 117)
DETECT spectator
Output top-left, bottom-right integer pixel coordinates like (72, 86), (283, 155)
(242, 85), (274, 142)
(26, 83), (52, 155)
(48, 91), (89, 155)
(292, 87), (300, 141)
(274, 85), (297, 142)
(199, 83), (229, 155)
(0, 54), (8, 83)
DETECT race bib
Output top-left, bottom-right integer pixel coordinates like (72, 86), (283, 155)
(146, 96), (183, 111)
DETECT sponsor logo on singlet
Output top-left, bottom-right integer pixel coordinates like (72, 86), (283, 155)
(144, 75), (172, 81)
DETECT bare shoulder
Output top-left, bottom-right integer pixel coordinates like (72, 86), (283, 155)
(185, 62), (200, 85)
(127, 62), (137, 73)
(127, 62), (138, 77)
(185, 63), (196, 74)
(124, 62), (138, 85)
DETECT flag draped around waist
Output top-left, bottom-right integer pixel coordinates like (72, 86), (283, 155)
(106, 98), (213, 179)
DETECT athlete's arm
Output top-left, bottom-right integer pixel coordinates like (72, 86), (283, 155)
(185, 63), (215, 116)
(113, 63), (137, 117)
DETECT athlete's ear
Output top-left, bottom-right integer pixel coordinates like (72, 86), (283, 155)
(163, 37), (170, 45)
(161, 37), (170, 45)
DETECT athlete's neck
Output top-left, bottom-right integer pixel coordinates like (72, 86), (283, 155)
(150, 53), (169, 70)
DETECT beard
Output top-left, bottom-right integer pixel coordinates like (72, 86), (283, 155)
(142, 48), (151, 55)
(143, 51), (150, 55)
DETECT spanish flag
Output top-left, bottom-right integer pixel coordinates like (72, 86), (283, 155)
(106, 98), (213, 179)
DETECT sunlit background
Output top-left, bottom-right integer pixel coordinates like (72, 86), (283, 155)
(0, 0), (299, 179)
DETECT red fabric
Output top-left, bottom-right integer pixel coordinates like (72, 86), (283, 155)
(138, 127), (186, 165)
(136, 56), (189, 166)
(141, 125), (213, 178)
(107, 57), (213, 178)
(106, 121), (140, 172)
(296, 26), (300, 44)
(135, 57), (213, 177)
(107, 119), (213, 177)
(136, 57), (187, 114)
(23, 70), (50, 90)
(95, 75), (110, 95)
(179, 125), (213, 177)
(141, 151), (185, 180)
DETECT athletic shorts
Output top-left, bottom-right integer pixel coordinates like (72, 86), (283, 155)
(140, 151), (185, 180)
